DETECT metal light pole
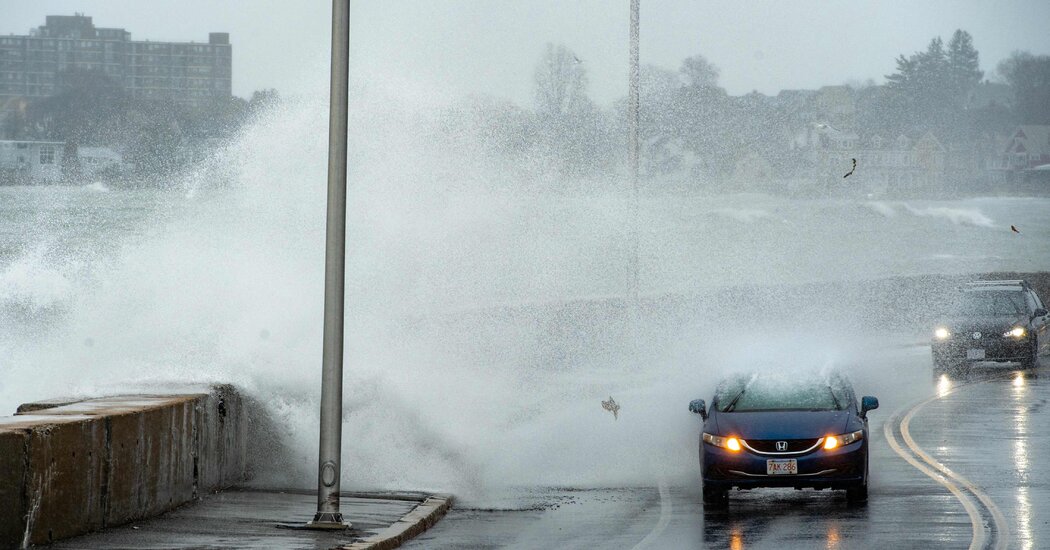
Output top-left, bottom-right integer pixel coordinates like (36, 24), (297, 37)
(628, 0), (640, 302)
(308, 0), (350, 530)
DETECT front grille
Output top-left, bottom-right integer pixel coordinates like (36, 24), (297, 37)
(949, 328), (1009, 343)
(745, 438), (821, 453)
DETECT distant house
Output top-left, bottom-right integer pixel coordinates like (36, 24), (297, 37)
(992, 126), (1050, 171)
(855, 132), (946, 194)
(812, 86), (856, 130)
(0, 140), (64, 184)
(965, 82), (1014, 110)
(77, 146), (124, 178)
(790, 122), (857, 150)
(775, 89), (818, 109)
(793, 125), (946, 195)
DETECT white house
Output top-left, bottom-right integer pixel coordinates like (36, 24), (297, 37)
(77, 146), (124, 179)
(0, 140), (64, 184)
(792, 125), (947, 195)
(992, 126), (1050, 171)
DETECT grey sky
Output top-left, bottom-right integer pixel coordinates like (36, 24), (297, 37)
(4, 1), (1050, 106)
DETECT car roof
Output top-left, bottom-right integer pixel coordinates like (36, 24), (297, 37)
(716, 371), (853, 391)
(964, 280), (1028, 292)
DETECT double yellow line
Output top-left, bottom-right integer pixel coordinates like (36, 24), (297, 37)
(883, 380), (1009, 550)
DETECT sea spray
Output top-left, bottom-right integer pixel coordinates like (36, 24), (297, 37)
(2, 74), (1049, 506)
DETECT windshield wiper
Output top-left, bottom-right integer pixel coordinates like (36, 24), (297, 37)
(827, 387), (842, 410)
(723, 389), (746, 412)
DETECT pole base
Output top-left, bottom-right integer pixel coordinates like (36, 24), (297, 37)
(304, 512), (350, 530)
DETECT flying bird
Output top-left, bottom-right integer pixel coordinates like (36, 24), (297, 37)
(843, 158), (857, 178)
(602, 396), (620, 420)
(573, 55), (583, 64)
(1011, 225), (1020, 233)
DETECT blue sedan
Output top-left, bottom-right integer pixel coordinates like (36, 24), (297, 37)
(689, 372), (878, 506)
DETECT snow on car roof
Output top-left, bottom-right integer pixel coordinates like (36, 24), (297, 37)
(964, 280), (1025, 291)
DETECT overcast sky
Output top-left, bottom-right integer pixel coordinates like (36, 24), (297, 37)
(4, 1), (1050, 106)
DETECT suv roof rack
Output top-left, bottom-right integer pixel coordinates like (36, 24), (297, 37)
(965, 280), (1028, 289)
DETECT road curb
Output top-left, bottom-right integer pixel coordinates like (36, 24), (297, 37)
(339, 494), (452, 550)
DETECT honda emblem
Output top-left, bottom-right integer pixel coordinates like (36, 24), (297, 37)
(776, 441), (788, 451)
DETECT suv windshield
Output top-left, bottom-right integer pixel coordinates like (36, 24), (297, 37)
(716, 375), (849, 412)
(954, 291), (1026, 317)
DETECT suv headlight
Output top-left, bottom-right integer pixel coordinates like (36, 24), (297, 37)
(934, 327), (950, 340)
(823, 430), (864, 450)
(703, 433), (742, 451)
(1004, 326), (1026, 338)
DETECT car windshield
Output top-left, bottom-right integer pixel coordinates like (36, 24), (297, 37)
(954, 291), (1026, 317)
(715, 375), (849, 412)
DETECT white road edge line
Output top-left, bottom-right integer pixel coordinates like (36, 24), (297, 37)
(900, 391), (1011, 550)
(883, 415), (985, 550)
(631, 478), (672, 550)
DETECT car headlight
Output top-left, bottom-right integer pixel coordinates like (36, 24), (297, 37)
(1004, 326), (1026, 338)
(703, 433), (742, 452)
(934, 327), (950, 340)
(823, 430), (864, 450)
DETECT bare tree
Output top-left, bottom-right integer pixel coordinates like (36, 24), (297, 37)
(533, 43), (589, 117)
(998, 51), (1050, 124)
(680, 55), (720, 89)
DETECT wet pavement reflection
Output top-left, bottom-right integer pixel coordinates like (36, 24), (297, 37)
(909, 365), (1047, 550)
(408, 343), (1037, 549)
(699, 490), (871, 549)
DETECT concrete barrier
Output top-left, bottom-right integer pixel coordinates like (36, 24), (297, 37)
(0, 385), (245, 548)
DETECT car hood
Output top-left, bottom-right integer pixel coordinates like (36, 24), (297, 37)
(942, 315), (1027, 333)
(712, 410), (850, 439)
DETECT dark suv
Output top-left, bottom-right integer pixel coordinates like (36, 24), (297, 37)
(932, 280), (1048, 373)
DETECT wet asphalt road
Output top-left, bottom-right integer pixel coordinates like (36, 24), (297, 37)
(49, 491), (421, 550)
(51, 340), (1049, 549)
(406, 346), (1050, 550)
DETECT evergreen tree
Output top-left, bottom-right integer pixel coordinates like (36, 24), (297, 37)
(916, 37), (950, 104)
(946, 30), (983, 104)
(885, 54), (917, 93)
(884, 32), (985, 140)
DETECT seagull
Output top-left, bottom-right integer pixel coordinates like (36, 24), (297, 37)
(843, 158), (857, 178)
(573, 55), (583, 64)
(1011, 225), (1020, 233)
(602, 396), (620, 420)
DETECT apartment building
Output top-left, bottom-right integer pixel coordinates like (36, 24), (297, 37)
(0, 14), (231, 107)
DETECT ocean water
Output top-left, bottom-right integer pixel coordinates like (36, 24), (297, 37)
(2, 92), (1048, 501)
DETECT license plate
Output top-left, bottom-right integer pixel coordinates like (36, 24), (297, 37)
(967, 349), (985, 360)
(767, 459), (798, 475)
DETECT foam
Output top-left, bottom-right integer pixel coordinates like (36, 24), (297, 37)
(903, 204), (995, 227)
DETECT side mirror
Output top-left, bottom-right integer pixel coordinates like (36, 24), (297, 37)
(861, 396), (879, 417)
(689, 399), (708, 420)
(1034, 308), (1048, 318)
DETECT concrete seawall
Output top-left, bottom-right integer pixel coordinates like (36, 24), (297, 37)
(0, 385), (245, 548)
